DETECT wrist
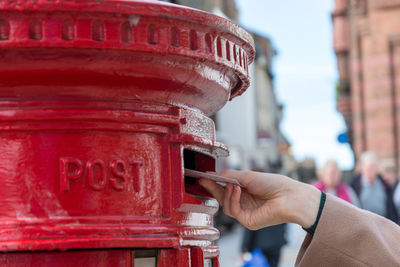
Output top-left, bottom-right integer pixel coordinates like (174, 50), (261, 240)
(288, 182), (321, 228)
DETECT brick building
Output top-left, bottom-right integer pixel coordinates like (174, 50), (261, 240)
(333, 0), (400, 174)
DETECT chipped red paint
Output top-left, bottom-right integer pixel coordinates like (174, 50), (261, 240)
(0, 0), (254, 265)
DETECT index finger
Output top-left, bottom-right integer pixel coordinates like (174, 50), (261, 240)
(215, 170), (286, 197)
(216, 170), (256, 188)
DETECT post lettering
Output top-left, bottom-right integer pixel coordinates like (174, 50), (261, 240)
(110, 159), (127, 191)
(87, 159), (107, 191)
(60, 157), (83, 192)
(129, 159), (143, 192)
(59, 157), (143, 192)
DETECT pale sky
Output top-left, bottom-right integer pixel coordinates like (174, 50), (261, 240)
(236, 0), (354, 169)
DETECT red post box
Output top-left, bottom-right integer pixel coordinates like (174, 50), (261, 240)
(0, 0), (254, 266)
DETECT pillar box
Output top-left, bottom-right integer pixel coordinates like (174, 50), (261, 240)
(0, 0), (254, 266)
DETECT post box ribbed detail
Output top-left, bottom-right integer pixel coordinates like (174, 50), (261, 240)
(0, 0), (255, 266)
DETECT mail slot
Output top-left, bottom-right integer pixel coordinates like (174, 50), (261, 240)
(0, 0), (255, 266)
(184, 149), (215, 198)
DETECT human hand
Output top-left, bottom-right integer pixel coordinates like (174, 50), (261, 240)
(199, 170), (321, 230)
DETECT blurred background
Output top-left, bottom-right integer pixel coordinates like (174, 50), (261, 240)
(161, 0), (400, 266)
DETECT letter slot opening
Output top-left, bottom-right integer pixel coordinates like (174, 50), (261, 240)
(183, 149), (215, 198)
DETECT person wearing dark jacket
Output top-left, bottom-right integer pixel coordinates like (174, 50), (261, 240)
(349, 151), (398, 223)
(382, 162), (400, 223)
(241, 224), (286, 267)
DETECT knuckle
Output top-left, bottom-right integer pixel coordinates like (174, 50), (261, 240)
(247, 225), (257, 231)
(246, 218), (260, 231)
(247, 222), (258, 231)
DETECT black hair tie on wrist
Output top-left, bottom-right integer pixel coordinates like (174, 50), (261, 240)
(303, 191), (326, 235)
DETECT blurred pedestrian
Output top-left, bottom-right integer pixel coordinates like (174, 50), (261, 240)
(241, 224), (286, 267)
(381, 162), (397, 187)
(313, 160), (360, 206)
(349, 151), (398, 222)
(394, 179), (400, 221)
(382, 163), (400, 222)
(297, 158), (317, 184)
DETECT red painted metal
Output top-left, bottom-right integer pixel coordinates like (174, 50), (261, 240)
(0, 0), (254, 265)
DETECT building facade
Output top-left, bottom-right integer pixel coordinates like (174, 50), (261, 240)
(333, 0), (400, 174)
(161, 0), (295, 173)
(217, 31), (287, 171)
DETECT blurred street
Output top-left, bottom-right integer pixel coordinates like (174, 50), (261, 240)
(218, 224), (306, 267)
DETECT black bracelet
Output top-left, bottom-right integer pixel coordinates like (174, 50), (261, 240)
(303, 191), (326, 235)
